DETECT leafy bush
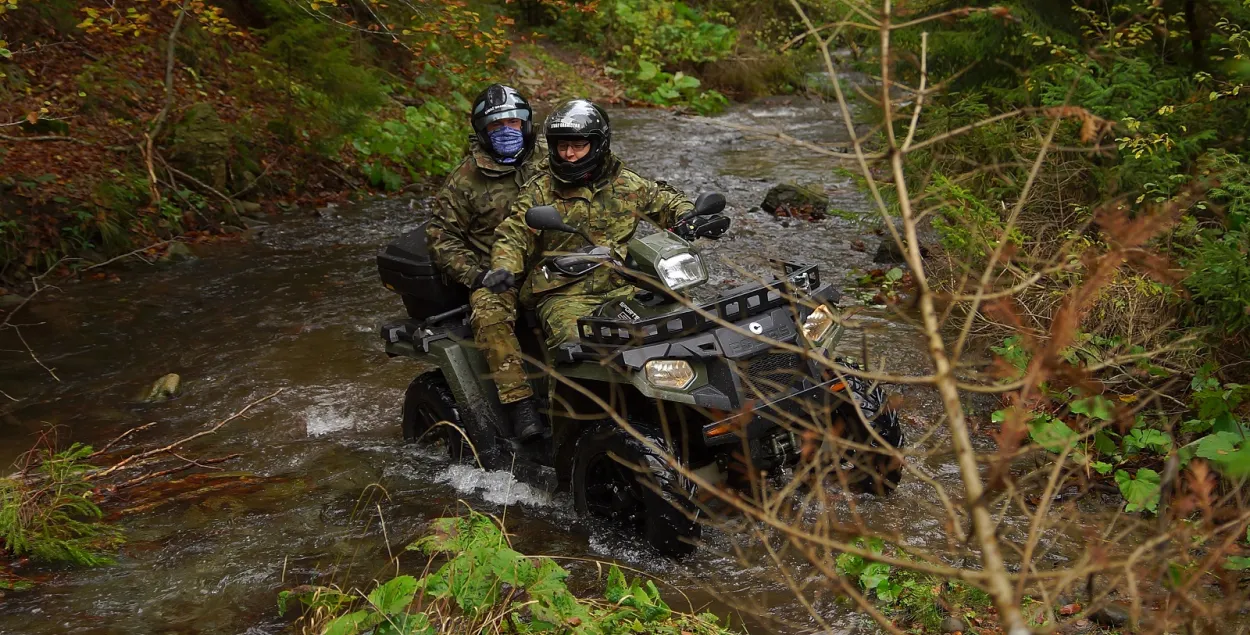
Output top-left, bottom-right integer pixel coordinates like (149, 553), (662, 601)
(279, 511), (732, 634)
(0, 443), (121, 566)
(613, 60), (728, 114)
(1185, 229), (1250, 333)
(350, 99), (471, 191)
(531, 0), (735, 111)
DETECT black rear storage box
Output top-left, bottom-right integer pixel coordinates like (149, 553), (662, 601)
(377, 221), (469, 320)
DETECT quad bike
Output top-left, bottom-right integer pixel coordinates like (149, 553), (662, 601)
(376, 193), (904, 556)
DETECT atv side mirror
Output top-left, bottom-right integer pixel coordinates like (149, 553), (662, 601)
(525, 205), (595, 244)
(526, 206), (574, 232)
(693, 192), (726, 216)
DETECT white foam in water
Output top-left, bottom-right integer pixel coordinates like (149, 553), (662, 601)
(303, 406), (357, 437)
(435, 463), (553, 507)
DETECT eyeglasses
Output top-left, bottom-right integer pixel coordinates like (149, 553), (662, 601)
(556, 140), (591, 152)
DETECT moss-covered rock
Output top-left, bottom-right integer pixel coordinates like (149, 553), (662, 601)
(167, 103), (231, 191)
(761, 183), (828, 220)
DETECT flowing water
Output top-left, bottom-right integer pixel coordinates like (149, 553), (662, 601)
(0, 99), (1081, 634)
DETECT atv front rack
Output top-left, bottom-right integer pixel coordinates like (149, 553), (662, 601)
(575, 263), (821, 347)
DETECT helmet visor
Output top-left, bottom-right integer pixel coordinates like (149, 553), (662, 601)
(476, 109), (531, 130)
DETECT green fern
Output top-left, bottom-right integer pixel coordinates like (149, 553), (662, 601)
(0, 443), (121, 567)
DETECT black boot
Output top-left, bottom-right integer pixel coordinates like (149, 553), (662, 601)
(506, 399), (546, 443)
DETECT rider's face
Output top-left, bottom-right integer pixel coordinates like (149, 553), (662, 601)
(557, 139), (592, 162)
(486, 118), (524, 132)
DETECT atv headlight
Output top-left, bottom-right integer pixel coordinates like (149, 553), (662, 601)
(801, 305), (836, 342)
(655, 253), (706, 291)
(644, 360), (695, 389)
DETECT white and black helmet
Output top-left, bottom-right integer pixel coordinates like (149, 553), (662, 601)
(545, 99), (611, 183)
(471, 84), (535, 163)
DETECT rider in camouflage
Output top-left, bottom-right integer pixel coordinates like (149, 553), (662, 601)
(426, 84), (548, 441)
(477, 99), (730, 437)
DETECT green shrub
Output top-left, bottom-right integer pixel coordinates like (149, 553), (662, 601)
(350, 99), (471, 191)
(279, 511), (733, 634)
(0, 443), (121, 566)
(249, 1), (389, 154)
(613, 59), (728, 114)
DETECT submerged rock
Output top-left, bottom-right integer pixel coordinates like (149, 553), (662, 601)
(0, 293), (27, 309)
(761, 183), (829, 221)
(140, 373), (182, 403)
(160, 242), (197, 263)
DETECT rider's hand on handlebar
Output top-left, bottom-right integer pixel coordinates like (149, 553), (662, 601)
(672, 213), (731, 241)
(481, 268), (516, 293)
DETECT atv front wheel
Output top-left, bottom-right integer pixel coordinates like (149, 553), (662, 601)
(831, 365), (905, 496)
(402, 372), (491, 466)
(572, 425), (700, 557)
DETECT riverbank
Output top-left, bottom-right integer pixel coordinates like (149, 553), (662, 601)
(1, 0), (817, 294)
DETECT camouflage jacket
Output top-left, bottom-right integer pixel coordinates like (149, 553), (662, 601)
(427, 137), (548, 287)
(491, 155), (694, 303)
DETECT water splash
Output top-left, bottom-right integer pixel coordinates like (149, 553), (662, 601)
(434, 463), (554, 507)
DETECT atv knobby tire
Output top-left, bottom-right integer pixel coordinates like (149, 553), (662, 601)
(402, 372), (493, 467)
(832, 364), (905, 496)
(572, 425), (700, 557)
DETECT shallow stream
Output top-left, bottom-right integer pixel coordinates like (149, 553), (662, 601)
(0, 100), (1078, 634)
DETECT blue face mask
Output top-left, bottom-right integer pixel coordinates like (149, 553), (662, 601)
(488, 126), (525, 164)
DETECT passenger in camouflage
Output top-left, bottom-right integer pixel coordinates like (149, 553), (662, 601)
(479, 100), (721, 404)
(426, 84), (548, 442)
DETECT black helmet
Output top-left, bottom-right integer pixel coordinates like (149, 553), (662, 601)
(545, 99), (611, 183)
(471, 84), (535, 163)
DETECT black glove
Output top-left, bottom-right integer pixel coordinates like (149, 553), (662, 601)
(481, 268), (516, 293)
(470, 269), (489, 290)
(672, 213), (731, 241)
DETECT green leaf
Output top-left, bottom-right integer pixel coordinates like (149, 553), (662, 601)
(605, 565), (628, 603)
(325, 610), (377, 635)
(1091, 461), (1114, 475)
(1194, 431), (1241, 460)
(859, 562), (891, 590)
(1093, 430), (1120, 455)
(1124, 429), (1172, 455)
(671, 72), (701, 90)
(1224, 556), (1250, 571)
(876, 579), (903, 603)
(367, 575), (417, 616)
(1070, 396), (1114, 421)
(1029, 415), (1079, 454)
(1115, 468), (1161, 514)
(885, 267), (904, 282)
(636, 59), (658, 82)
(835, 552), (865, 577)
(487, 547), (536, 587)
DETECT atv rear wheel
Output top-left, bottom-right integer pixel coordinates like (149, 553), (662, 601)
(403, 372), (488, 466)
(572, 425), (700, 557)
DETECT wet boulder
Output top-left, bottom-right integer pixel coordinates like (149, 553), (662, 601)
(761, 183), (829, 221)
(0, 293), (26, 310)
(160, 242), (197, 263)
(140, 373), (182, 403)
(872, 237), (930, 264)
(1091, 603), (1131, 628)
(940, 616), (966, 633)
(167, 103), (230, 191)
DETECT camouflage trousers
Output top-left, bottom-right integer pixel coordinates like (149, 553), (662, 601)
(469, 288), (532, 404)
(470, 285), (637, 403)
(534, 286), (637, 350)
